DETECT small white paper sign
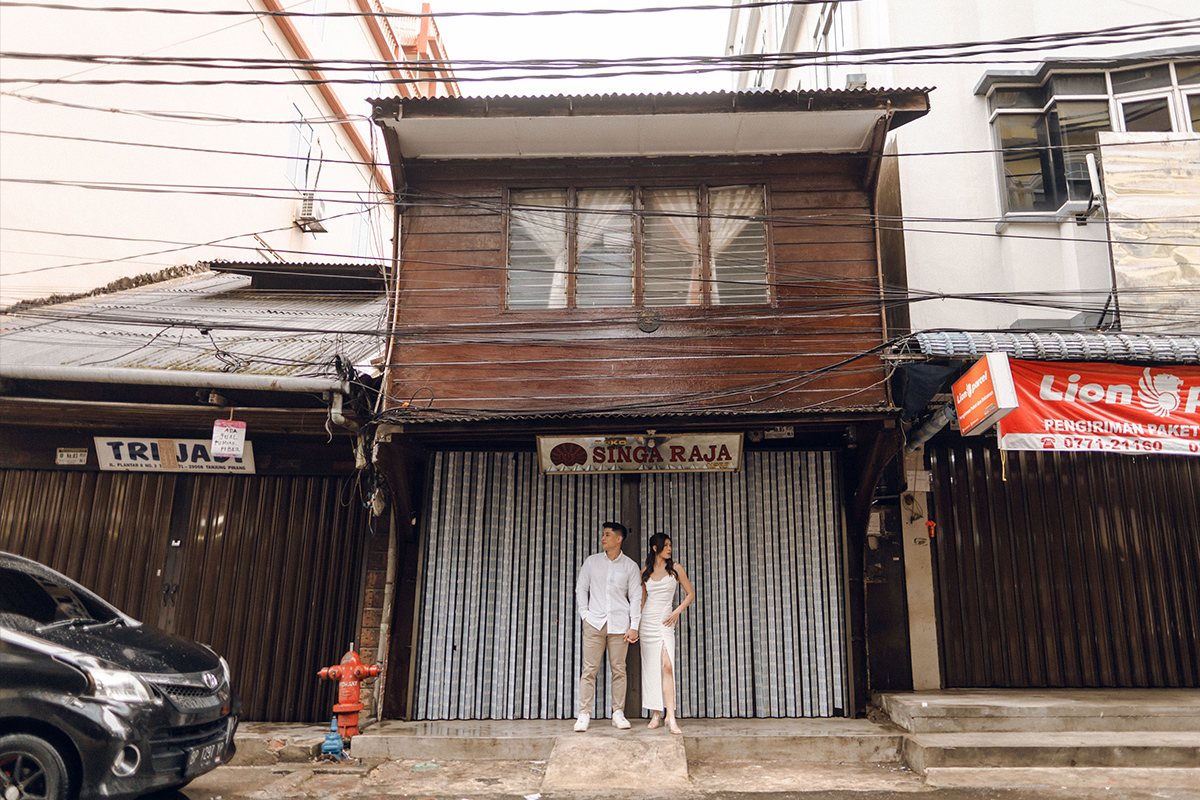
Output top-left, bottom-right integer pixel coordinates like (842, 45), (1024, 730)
(211, 419), (247, 458)
(56, 448), (89, 466)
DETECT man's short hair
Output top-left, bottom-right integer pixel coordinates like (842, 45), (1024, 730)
(602, 521), (627, 539)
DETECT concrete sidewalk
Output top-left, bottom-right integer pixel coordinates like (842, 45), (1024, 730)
(224, 692), (1200, 795)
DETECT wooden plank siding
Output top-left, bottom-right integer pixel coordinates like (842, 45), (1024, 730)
(389, 154), (888, 413)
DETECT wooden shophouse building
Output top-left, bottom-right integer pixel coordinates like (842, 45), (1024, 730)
(367, 89), (931, 720)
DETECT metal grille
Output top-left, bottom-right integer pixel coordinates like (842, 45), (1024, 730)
(641, 451), (847, 718)
(929, 442), (1200, 688)
(414, 451), (622, 720)
(0, 469), (174, 623)
(413, 449), (848, 719)
(0, 469), (371, 722)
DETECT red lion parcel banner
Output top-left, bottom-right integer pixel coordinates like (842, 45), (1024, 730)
(997, 360), (1200, 456)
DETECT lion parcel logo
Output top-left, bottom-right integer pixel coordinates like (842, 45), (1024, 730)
(1039, 367), (1200, 416)
(1138, 368), (1184, 417)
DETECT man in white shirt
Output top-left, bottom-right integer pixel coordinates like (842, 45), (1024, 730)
(574, 521), (641, 731)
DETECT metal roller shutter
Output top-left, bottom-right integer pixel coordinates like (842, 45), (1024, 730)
(413, 449), (848, 719)
(929, 442), (1200, 688)
(641, 451), (847, 718)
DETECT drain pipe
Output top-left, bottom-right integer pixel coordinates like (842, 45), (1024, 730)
(906, 402), (956, 453)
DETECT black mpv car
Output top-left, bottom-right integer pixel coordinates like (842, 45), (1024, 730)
(1, 551), (240, 799)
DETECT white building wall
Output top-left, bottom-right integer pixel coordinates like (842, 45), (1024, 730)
(728, 0), (1200, 333)
(0, 0), (419, 307)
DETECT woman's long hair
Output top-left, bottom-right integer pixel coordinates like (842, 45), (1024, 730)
(641, 532), (679, 583)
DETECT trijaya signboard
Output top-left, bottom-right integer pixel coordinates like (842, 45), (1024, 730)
(952, 352), (1019, 436)
(95, 438), (256, 472)
(997, 361), (1200, 456)
(537, 433), (743, 474)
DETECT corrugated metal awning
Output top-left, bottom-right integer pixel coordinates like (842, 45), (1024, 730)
(900, 331), (1200, 365)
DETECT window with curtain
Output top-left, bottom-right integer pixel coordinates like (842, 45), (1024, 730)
(507, 185), (768, 309)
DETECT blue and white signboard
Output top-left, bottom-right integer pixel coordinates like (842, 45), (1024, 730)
(94, 438), (255, 473)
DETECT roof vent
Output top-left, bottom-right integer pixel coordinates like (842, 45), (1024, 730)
(295, 192), (327, 233)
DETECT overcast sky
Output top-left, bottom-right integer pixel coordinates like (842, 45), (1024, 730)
(431, 0), (735, 97)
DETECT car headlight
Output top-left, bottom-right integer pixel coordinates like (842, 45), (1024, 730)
(218, 655), (231, 687)
(89, 666), (153, 703)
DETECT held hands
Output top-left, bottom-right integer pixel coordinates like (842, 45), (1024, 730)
(625, 629), (639, 643)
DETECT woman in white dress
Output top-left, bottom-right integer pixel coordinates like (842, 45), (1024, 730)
(639, 532), (695, 734)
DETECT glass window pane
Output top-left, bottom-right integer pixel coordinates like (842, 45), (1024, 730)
(1121, 97), (1173, 132)
(1111, 65), (1171, 94)
(989, 87), (1045, 112)
(1049, 73), (1106, 96)
(1177, 61), (1200, 86)
(709, 186), (768, 305)
(576, 188), (634, 308)
(995, 113), (1059, 212)
(643, 189), (701, 307)
(1189, 94), (1200, 133)
(508, 189), (568, 309)
(1051, 100), (1111, 202)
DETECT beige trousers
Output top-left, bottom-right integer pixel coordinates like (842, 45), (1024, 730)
(577, 622), (629, 716)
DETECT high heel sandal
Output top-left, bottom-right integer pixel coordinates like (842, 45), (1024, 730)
(666, 715), (682, 735)
(647, 712), (662, 729)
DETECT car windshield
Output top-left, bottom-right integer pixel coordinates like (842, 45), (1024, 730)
(0, 566), (119, 630)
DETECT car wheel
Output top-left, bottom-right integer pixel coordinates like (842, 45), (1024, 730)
(0, 734), (68, 800)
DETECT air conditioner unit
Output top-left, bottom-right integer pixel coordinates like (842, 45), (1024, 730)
(295, 192), (327, 233)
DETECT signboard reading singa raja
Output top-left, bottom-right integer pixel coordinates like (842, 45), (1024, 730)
(537, 433), (743, 474)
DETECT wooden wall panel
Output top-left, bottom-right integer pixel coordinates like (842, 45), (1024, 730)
(389, 155), (886, 413)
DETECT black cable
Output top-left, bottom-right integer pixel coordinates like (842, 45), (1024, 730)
(0, 1), (842, 19)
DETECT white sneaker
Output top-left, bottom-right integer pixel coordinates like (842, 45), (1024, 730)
(573, 713), (590, 732)
(611, 710), (631, 729)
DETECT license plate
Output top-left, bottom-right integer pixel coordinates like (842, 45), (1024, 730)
(185, 741), (222, 776)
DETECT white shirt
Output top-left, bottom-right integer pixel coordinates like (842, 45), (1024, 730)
(576, 551), (642, 634)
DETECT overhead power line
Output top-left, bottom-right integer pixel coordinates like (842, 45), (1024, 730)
(0, 0), (843, 18)
(4, 18), (1198, 85)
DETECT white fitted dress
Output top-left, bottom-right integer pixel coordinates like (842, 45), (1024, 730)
(639, 573), (678, 712)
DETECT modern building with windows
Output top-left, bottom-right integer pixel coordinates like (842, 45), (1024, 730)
(729, 1), (1200, 695)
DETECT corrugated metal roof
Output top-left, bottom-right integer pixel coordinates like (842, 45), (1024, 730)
(0, 271), (387, 380)
(907, 331), (1200, 364)
(384, 87), (935, 103)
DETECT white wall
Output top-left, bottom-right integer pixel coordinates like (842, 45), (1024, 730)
(0, 0), (396, 307)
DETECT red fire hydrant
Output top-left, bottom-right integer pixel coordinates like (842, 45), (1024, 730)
(318, 648), (381, 739)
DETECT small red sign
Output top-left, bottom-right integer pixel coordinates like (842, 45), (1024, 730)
(952, 353), (1018, 436)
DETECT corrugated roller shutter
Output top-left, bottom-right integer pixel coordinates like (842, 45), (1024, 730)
(0, 469), (372, 722)
(929, 443), (1200, 688)
(413, 449), (848, 719)
(0, 469), (174, 623)
(414, 451), (622, 719)
(641, 451), (847, 717)
(177, 474), (372, 722)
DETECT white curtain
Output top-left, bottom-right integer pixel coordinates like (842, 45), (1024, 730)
(511, 190), (568, 308)
(644, 189), (701, 305)
(708, 186), (764, 304)
(576, 189), (633, 306)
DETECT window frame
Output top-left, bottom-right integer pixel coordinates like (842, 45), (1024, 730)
(987, 60), (1200, 219)
(503, 183), (773, 312)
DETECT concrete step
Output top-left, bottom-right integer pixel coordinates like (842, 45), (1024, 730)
(902, 731), (1200, 773)
(542, 733), (689, 791)
(877, 689), (1200, 733)
(350, 718), (905, 764)
(922, 766), (1200, 790)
